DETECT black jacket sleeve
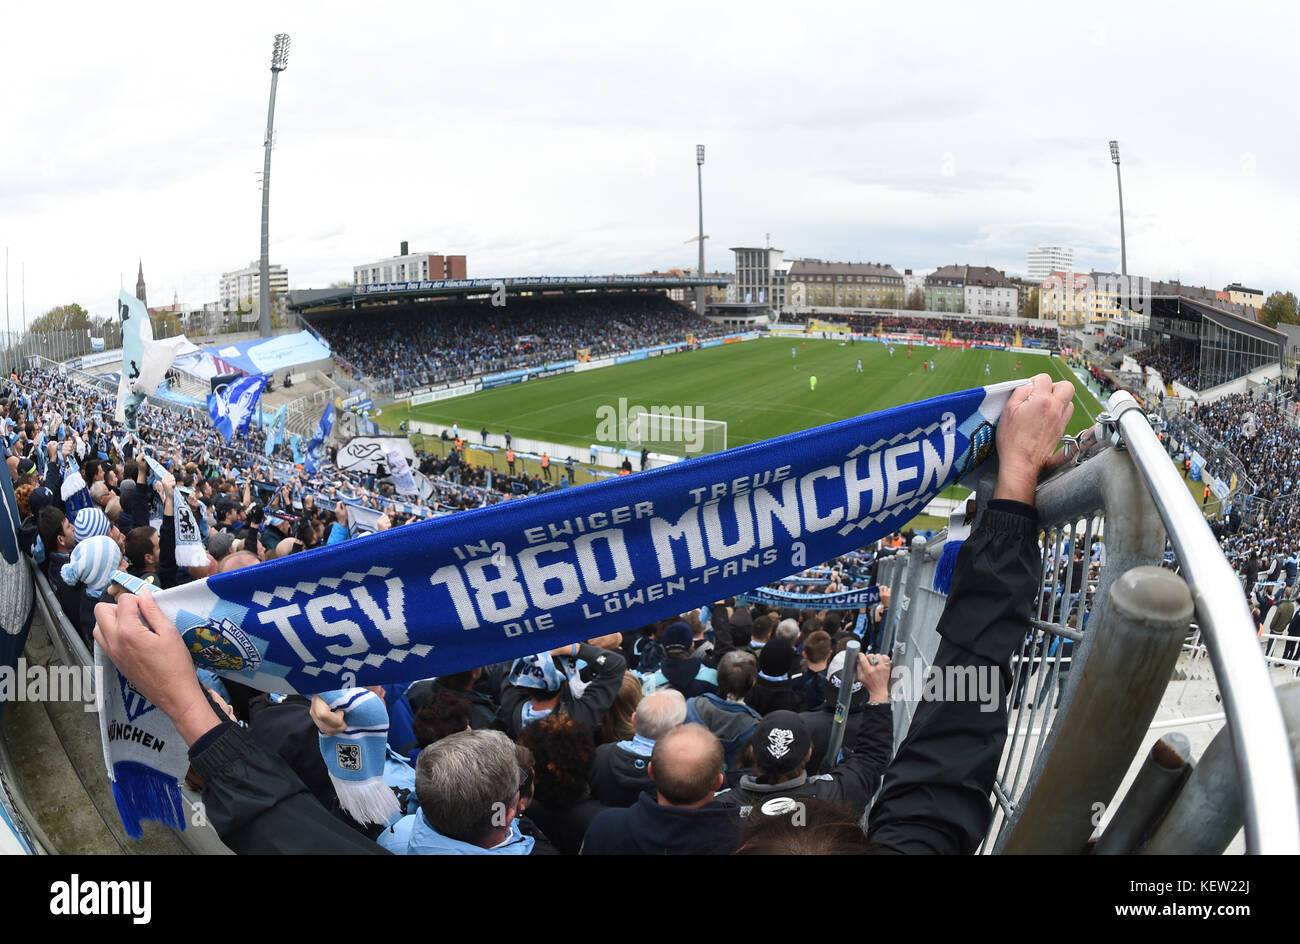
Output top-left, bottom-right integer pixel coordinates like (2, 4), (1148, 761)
(566, 644), (628, 731)
(867, 500), (1039, 855)
(499, 645), (628, 737)
(157, 512), (179, 589)
(189, 721), (389, 855)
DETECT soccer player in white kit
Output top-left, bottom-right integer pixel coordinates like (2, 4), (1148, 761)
(856, 358), (862, 373)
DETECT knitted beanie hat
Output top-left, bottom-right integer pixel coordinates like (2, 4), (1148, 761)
(73, 506), (113, 543)
(61, 535), (121, 598)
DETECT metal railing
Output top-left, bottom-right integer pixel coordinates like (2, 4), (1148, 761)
(876, 391), (1300, 853)
(24, 560), (230, 854)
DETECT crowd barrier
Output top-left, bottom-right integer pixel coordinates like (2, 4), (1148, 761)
(874, 390), (1299, 853)
(0, 553), (230, 854)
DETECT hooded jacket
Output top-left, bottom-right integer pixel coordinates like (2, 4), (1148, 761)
(589, 736), (655, 807)
(717, 700), (892, 815)
(581, 792), (740, 855)
(686, 693), (762, 767)
(379, 810), (535, 855)
(645, 655), (718, 698)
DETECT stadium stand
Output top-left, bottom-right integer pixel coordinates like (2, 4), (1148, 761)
(807, 312), (1059, 347)
(4, 327), (1296, 856)
(305, 293), (726, 392)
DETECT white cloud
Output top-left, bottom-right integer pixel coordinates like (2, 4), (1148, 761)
(1, 0), (1296, 325)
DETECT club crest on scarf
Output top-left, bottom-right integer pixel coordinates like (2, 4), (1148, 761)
(119, 673), (156, 723)
(183, 617), (262, 672)
(960, 421), (996, 477)
(335, 743), (362, 772)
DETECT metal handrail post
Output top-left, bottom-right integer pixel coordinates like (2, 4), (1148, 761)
(885, 535), (928, 655)
(1109, 389), (1300, 852)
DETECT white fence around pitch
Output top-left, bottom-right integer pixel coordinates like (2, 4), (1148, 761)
(404, 421), (683, 472)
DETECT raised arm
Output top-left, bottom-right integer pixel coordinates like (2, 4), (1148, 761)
(868, 373), (1074, 854)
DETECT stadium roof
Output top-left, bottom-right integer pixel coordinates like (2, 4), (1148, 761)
(787, 260), (902, 279)
(288, 274), (728, 312)
(1147, 288), (1285, 349)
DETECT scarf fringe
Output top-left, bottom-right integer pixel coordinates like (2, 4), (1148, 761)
(111, 760), (186, 839)
(932, 540), (963, 595)
(330, 776), (400, 827)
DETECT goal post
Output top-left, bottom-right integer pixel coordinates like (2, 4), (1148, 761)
(629, 411), (727, 457)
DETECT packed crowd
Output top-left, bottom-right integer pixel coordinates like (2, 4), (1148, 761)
(1161, 382), (1300, 652)
(1133, 338), (1200, 388)
(2, 366), (568, 644)
(1096, 334), (1128, 357)
(4, 354), (1084, 856)
(1211, 503), (1300, 657)
(818, 313), (1059, 346)
(308, 294), (726, 392)
(1170, 384), (1300, 502)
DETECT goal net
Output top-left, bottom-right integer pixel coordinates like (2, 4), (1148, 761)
(629, 411), (727, 457)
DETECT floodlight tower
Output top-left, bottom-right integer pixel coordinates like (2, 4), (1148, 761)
(1109, 140), (1127, 276)
(696, 145), (706, 318)
(259, 33), (291, 338)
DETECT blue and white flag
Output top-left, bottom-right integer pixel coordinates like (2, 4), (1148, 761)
(207, 375), (267, 442)
(290, 434), (304, 465)
(740, 585), (881, 609)
(173, 487), (207, 569)
(133, 336), (188, 397)
(304, 403), (335, 475)
(98, 381), (1024, 835)
(344, 501), (385, 534)
(265, 403), (288, 457)
(114, 290), (153, 434)
(386, 449), (417, 496)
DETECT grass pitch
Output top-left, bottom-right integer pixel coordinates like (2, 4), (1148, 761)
(382, 338), (1102, 454)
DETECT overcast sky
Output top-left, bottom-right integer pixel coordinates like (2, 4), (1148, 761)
(2, 0), (1295, 325)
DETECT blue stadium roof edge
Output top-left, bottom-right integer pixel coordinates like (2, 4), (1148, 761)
(289, 274), (730, 311)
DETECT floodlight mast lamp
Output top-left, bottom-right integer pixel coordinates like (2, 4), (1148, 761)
(1109, 139), (1127, 277)
(259, 33), (291, 338)
(695, 145), (706, 318)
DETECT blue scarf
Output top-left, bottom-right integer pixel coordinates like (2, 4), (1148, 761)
(740, 585), (881, 609)
(618, 733), (656, 757)
(316, 688), (401, 827)
(100, 381), (1022, 836)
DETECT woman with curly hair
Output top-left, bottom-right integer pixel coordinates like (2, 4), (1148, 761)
(517, 714), (608, 854)
(15, 482), (34, 521)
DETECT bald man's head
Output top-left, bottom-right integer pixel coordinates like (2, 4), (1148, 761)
(219, 550), (260, 573)
(649, 723), (724, 807)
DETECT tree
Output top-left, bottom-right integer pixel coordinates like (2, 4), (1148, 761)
(29, 303), (91, 333)
(1258, 291), (1299, 327)
(905, 288), (925, 310)
(150, 311), (183, 338)
(1023, 287), (1040, 320)
(329, 280), (353, 289)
